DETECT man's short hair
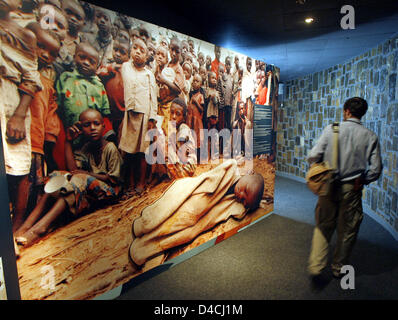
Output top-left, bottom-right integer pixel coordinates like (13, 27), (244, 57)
(343, 97), (368, 119)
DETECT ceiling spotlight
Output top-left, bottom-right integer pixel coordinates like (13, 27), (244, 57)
(305, 17), (314, 23)
(296, 0), (306, 4)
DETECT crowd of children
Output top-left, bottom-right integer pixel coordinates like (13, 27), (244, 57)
(0, 0), (276, 247)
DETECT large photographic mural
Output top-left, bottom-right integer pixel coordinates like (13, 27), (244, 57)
(0, 0), (278, 299)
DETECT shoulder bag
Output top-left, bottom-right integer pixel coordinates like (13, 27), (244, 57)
(306, 122), (339, 196)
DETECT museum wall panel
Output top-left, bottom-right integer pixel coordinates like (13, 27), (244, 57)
(0, 0), (278, 299)
(277, 34), (398, 237)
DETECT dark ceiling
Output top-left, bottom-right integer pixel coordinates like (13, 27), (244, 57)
(87, 0), (398, 81)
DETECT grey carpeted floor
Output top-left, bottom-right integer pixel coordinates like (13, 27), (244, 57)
(116, 176), (398, 300)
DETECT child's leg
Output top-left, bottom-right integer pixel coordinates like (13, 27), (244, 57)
(147, 164), (154, 185)
(218, 109), (225, 130)
(206, 117), (211, 161)
(11, 174), (31, 233)
(14, 193), (51, 237)
(196, 148), (201, 164)
(207, 117), (219, 161)
(136, 153), (147, 192)
(128, 160), (136, 191)
(125, 153), (135, 191)
(19, 197), (67, 247)
(44, 141), (58, 174)
(148, 164), (161, 186)
(224, 106), (232, 131)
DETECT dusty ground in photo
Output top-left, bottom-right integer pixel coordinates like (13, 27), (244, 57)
(16, 157), (275, 300)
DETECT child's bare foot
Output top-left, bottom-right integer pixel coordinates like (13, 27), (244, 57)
(135, 186), (144, 195)
(17, 227), (46, 247)
(148, 175), (160, 187)
(13, 237), (20, 258)
(14, 225), (31, 239)
(120, 188), (137, 200)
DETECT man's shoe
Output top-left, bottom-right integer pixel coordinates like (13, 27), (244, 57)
(332, 269), (344, 279)
(331, 264), (344, 279)
(309, 273), (330, 291)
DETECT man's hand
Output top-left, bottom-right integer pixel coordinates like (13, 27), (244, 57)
(354, 177), (364, 191)
(6, 115), (26, 143)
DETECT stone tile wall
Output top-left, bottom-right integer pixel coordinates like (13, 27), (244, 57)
(277, 34), (398, 236)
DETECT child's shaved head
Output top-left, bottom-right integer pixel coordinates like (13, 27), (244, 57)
(79, 108), (103, 122)
(74, 42), (99, 77)
(208, 71), (217, 88)
(62, 0), (85, 36)
(26, 21), (61, 48)
(26, 22), (61, 68)
(169, 37), (181, 64)
(76, 42), (99, 61)
(95, 8), (112, 34)
(112, 39), (130, 64)
(234, 173), (264, 210)
(79, 109), (105, 141)
(38, 3), (68, 41)
(131, 37), (148, 67)
(192, 73), (202, 91)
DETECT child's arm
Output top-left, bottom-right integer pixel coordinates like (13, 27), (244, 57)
(98, 84), (116, 142)
(44, 87), (61, 172)
(192, 95), (204, 113)
(212, 90), (220, 106)
(97, 64), (116, 83)
(6, 28), (42, 142)
(55, 74), (67, 119)
(44, 87), (61, 144)
(217, 79), (225, 107)
(149, 73), (159, 121)
(232, 119), (239, 129)
(6, 93), (33, 142)
(99, 84), (112, 117)
(84, 171), (111, 184)
(65, 123), (81, 172)
(157, 73), (181, 95)
(244, 117), (252, 129)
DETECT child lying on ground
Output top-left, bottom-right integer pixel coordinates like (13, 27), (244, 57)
(129, 158), (264, 268)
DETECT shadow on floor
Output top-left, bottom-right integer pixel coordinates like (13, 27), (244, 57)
(117, 213), (398, 300)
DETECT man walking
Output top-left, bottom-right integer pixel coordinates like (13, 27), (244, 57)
(307, 97), (382, 284)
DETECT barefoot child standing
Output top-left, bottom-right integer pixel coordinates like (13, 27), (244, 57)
(0, 0), (42, 232)
(97, 38), (131, 141)
(10, 23), (62, 233)
(119, 38), (158, 194)
(187, 74), (205, 159)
